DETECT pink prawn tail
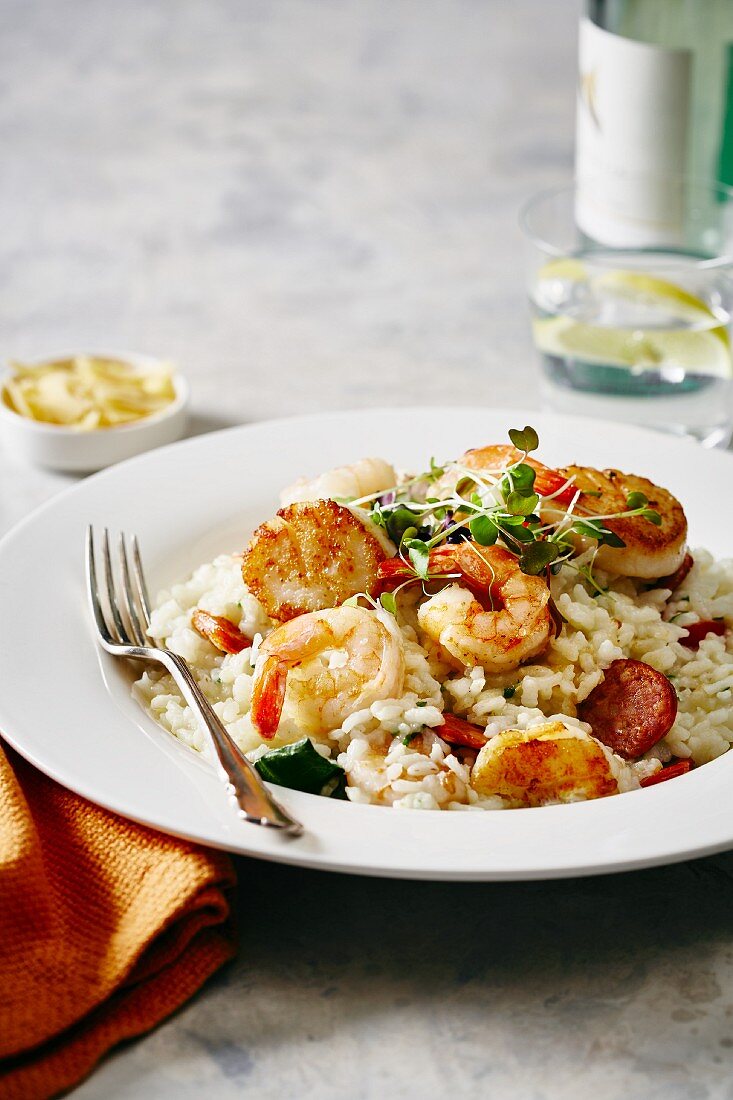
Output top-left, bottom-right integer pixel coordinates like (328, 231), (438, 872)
(250, 654), (288, 739)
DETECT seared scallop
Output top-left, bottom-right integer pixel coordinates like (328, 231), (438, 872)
(470, 721), (619, 806)
(548, 466), (687, 579)
(241, 499), (389, 622)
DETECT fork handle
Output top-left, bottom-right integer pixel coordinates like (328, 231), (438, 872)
(161, 651), (303, 835)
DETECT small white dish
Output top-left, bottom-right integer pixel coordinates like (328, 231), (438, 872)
(0, 350), (189, 473)
(0, 406), (731, 881)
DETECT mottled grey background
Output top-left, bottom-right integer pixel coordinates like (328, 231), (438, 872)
(2, 1), (732, 1097)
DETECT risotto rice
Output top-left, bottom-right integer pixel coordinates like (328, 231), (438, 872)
(133, 546), (733, 810)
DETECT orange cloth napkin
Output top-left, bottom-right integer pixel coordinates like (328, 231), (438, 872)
(0, 741), (237, 1100)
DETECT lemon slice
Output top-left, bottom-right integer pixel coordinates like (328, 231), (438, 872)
(594, 271), (723, 326)
(538, 258), (588, 282)
(533, 315), (733, 378)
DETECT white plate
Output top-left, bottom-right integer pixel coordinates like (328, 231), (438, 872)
(1, 407), (731, 880)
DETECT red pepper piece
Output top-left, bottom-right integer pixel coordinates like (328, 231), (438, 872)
(640, 759), (692, 787)
(438, 713), (488, 751)
(681, 620), (727, 649)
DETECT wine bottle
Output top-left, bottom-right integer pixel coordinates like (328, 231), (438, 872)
(576, 0), (733, 246)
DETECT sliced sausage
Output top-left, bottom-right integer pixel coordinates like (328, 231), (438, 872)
(191, 610), (251, 654)
(656, 551), (694, 592)
(681, 620), (727, 649)
(640, 759), (692, 788)
(578, 658), (678, 759)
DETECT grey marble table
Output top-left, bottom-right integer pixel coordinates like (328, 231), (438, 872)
(3, 1), (733, 1097)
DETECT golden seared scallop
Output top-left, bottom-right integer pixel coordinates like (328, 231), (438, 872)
(549, 466), (687, 580)
(470, 721), (619, 807)
(241, 499), (389, 623)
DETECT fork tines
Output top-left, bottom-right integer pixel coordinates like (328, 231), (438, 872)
(86, 526), (153, 648)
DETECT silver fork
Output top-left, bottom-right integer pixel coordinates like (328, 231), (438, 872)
(85, 526), (303, 836)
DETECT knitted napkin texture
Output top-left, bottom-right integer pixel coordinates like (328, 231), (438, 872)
(0, 742), (237, 1099)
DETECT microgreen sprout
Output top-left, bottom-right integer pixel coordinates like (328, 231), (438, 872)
(356, 424), (665, 597)
(343, 592), (379, 610)
(379, 591), (397, 615)
(508, 425), (539, 453)
(345, 589), (407, 617)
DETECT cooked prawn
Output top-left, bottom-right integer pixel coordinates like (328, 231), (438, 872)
(241, 499), (390, 623)
(456, 444), (577, 503)
(415, 543), (552, 672)
(191, 610), (250, 654)
(280, 456), (397, 507)
(548, 465), (687, 579)
(250, 605), (406, 738)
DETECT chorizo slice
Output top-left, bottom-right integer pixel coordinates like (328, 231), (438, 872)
(191, 610), (251, 654)
(578, 658), (677, 759)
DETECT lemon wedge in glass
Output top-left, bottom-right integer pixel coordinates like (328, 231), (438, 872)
(533, 269), (732, 379)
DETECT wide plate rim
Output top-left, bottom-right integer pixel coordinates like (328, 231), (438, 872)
(1, 405), (731, 880)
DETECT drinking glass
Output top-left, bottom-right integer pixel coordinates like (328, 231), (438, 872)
(520, 176), (733, 448)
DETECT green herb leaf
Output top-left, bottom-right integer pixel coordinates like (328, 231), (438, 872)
(379, 591), (397, 615)
(404, 538), (430, 580)
(469, 514), (499, 546)
(510, 463), (537, 491)
(506, 491), (539, 517)
(501, 521), (535, 543)
(572, 519), (605, 539)
(519, 541), (561, 575)
(370, 501), (386, 527)
(502, 685), (516, 699)
(573, 519), (626, 548)
(626, 490), (648, 510)
(254, 738), (346, 798)
(402, 731), (419, 746)
(643, 508), (662, 526)
(508, 425), (539, 453)
(597, 527), (626, 548)
(385, 507), (420, 545)
(321, 772), (348, 799)
(501, 462), (537, 499)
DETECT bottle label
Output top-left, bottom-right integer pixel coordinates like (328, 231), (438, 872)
(576, 16), (692, 246)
